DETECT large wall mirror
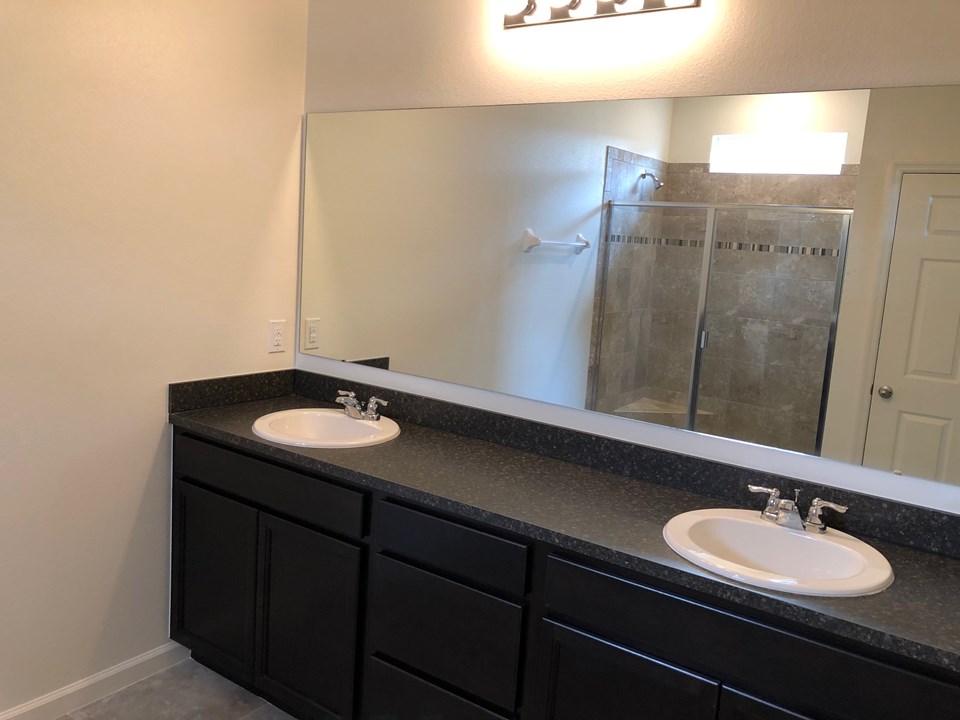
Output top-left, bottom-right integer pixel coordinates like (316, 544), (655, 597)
(300, 85), (960, 492)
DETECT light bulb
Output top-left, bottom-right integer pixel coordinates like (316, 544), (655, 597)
(614, 0), (645, 12)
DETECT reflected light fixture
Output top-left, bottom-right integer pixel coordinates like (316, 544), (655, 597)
(504, 0), (700, 28)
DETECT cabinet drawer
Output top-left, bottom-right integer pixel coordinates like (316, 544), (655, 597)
(361, 657), (505, 720)
(368, 554), (524, 711)
(174, 433), (364, 539)
(544, 556), (960, 720)
(542, 620), (719, 720)
(374, 499), (527, 597)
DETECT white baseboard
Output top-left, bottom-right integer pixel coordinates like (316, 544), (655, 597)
(0, 642), (190, 720)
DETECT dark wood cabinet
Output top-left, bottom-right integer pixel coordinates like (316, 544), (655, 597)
(540, 620), (719, 720)
(171, 479), (259, 683)
(257, 514), (361, 720)
(171, 436), (364, 720)
(367, 553), (523, 711)
(366, 500), (529, 715)
(374, 499), (528, 598)
(540, 555), (960, 720)
(170, 432), (960, 720)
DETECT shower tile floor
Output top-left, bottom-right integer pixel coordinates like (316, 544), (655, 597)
(56, 659), (296, 720)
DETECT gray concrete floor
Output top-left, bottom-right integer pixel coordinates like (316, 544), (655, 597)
(57, 659), (296, 720)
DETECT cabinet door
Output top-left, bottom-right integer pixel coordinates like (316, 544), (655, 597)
(171, 479), (259, 683)
(720, 688), (813, 720)
(541, 620), (719, 720)
(256, 513), (361, 720)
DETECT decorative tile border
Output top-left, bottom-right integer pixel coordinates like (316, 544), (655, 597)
(608, 234), (839, 258)
(609, 234), (704, 248)
(716, 240), (840, 257)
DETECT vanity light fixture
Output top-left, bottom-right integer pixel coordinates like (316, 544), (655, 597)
(504, 0), (700, 29)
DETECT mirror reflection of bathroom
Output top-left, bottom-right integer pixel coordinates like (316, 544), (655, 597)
(301, 88), (871, 460)
(588, 91), (864, 455)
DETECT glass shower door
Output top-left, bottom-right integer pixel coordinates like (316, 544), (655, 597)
(692, 207), (850, 454)
(592, 203), (709, 430)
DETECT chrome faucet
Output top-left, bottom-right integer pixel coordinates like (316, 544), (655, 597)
(335, 390), (389, 421)
(748, 485), (847, 533)
(335, 390), (364, 419)
(805, 497), (848, 534)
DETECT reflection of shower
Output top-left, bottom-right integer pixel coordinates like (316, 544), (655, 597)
(640, 170), (665, 190)
(590, 201), (852, 457)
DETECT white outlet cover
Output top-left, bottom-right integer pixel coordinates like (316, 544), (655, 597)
(304, 318), (321, 350)
(268, 320), (286, 353)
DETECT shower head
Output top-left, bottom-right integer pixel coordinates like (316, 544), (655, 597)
(640, 171), (665, 190)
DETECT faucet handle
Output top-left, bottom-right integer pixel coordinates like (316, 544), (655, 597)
(364, 396), (388, 420)
(335, 390), (359, 407)
(805, 498), (848, 533)
(747, 485), (781, 522)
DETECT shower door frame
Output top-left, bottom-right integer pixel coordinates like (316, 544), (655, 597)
(593, 200), (853, 456)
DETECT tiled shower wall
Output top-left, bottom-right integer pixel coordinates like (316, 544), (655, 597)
(590, 152), (855, 454)
(589, 148), (668, 417)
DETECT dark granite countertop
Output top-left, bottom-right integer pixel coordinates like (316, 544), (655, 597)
(170, 395), (960, 680)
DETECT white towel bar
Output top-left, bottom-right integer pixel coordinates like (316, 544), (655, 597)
(522, 228), (591, 255)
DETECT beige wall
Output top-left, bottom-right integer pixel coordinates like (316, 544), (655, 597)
(823, 86), (960, 463)
(0, 1), (305, 714)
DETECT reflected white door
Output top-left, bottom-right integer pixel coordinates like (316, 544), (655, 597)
(864, 174), (960, 482)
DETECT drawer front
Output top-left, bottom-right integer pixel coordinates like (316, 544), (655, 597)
(544, 556), (960, 720)
(542, 620), (719, 720)
(368, 554), (524, 711)
(375, 499), (528, 597)
(174, 433), (364, 539)
(361, 657), (505, 720)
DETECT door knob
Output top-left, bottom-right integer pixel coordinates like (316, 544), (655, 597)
(878, 385), (894, 399)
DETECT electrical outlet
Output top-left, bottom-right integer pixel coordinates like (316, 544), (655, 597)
(304, 318), (321, 350)
(268, 320), (286, 353)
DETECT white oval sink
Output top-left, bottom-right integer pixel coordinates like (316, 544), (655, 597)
(663, 509), (893, 597)
(252, 408), (400, 448)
